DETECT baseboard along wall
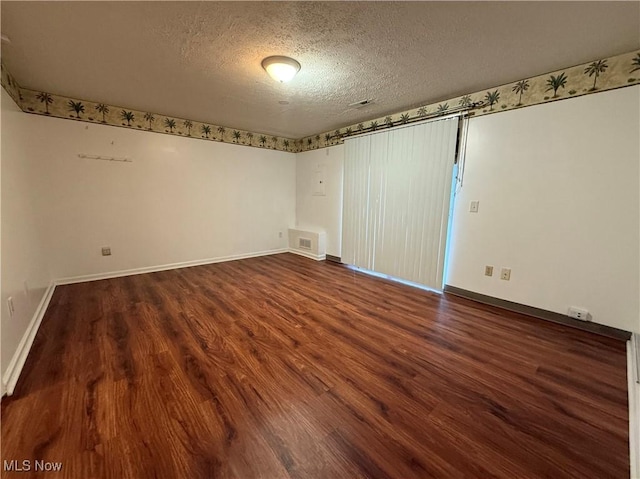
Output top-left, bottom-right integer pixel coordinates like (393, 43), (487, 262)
(287, 249), (326, 261)
(444, 285), (631, 341)
(56, 248), (290, 285)
(628, 335), (640, 479)
(2, 281), (56, 396)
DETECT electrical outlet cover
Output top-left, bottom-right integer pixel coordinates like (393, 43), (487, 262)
(568, 307), (590, 321)
(500, 268), (511, 280)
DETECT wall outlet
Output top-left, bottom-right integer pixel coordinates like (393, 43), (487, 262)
(484, 265), (494, 277)
(7, 297), (14, 318)
(469, 201), (479, 213)
(500, 268), (511, 280)
(568, 307), (590, 321)
(101, 246), (112, 256)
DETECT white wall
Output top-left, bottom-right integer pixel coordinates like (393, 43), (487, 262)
(295, 87), (639, 332)
(1, 90), (53, 381)
(23, 114), (296, 280)
(295, 145), (344, 257)
(1, 90), (296, 390)
(447, 86), (640, 333)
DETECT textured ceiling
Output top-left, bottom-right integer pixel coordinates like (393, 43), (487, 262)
(1, 1), (639, 139)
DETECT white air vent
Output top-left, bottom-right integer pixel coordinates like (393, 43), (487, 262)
(298, 238), (312, 250)
(288, 228), (326, 261)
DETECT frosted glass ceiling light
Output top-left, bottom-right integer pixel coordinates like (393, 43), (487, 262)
(262, 56), (301, 83)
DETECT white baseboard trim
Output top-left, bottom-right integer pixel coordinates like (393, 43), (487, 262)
(55, 248), (289, 285)
(288, 248), (326, 261)
(2, 281), (56, 396)
(628, 335), (639, 479)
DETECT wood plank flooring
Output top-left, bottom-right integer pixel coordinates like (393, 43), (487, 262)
(1, 253), (629, 478)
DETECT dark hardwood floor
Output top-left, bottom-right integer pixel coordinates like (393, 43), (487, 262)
(1, 253), (629, 478)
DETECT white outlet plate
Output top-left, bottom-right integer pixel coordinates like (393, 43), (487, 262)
(102, 247), (112, 256)
(500, 268), (511, 280)
(485, 265), (494, 277)
(469, 201), (479, 213)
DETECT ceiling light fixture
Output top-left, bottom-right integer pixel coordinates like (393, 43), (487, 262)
(261, 56), (301, 83)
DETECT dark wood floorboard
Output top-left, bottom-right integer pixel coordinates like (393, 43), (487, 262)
(1, 253), (629, 478)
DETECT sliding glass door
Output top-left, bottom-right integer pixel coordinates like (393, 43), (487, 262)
(341, 117), (459, 291)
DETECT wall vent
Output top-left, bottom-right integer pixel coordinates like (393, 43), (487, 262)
(288, 228), (326, 260)
(298, 238), (312, 250)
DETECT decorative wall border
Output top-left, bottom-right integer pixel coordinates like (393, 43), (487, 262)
(0, 64), (300, 153)
(2, 49), (639, 153)
(299, 49), (640, 151)
(0, 62), (22, 108)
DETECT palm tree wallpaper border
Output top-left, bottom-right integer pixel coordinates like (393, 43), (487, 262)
(2, 49), (639, 153)
(298, 49), (640, 152)
(0, 63), (298, 153)
(1, 63), (22, 108)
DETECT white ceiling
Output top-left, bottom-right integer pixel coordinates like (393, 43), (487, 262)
(1, 1), (639, 139)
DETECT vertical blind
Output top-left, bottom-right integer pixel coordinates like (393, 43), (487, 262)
(342, 117), (459, 290)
